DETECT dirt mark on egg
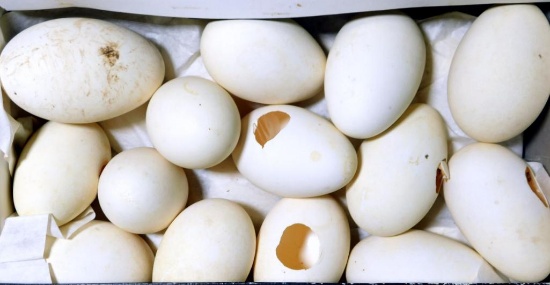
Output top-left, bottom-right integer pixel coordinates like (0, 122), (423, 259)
(100, 42), (120, 67)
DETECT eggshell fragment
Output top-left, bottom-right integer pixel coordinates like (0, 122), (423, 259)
(448, 5), (550, 143)
(346, 229), (506, 283)
(46, 220), (154, 283)
(146, 76), (241, 169)
(200, 19), (326, 104)
(153, 198), (255, 282)
(325, 12), (426, 139)
(444, 142), (550, 282)
(346, 103), (448, 236)
(0, 17), (165, 123)
(254, 195), (350, 282)
(98, 147), (188, 234)
(13, 121), (110, 226)
(232, 105), (357, 198)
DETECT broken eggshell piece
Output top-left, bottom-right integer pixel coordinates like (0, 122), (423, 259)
(346, 103), (448, 237)
(232, 105), (357, 198)
(444, 142), (550, 282)
(254, 195), (350, 282)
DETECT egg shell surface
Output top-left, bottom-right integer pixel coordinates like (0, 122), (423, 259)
(325, 12), (426, 139)
(232, 104), (357, 198)
(200, 19), (326, 104)
(346, 103), (447, 236)
(0, 17), (165, 123)
(447, 4), (550, 143)
(13, 121), (110, 226)
(153, 198), (256, 282)
(146, 76), (241, 169)
(346, 229), (506, 283)
(254, 195), (350, 282)
(46, 220), (154, 283)
(98, 147), (188, 234)
(444, 142), (550, 282)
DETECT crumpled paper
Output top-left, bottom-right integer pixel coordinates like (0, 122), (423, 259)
(0, 207), (96, 283)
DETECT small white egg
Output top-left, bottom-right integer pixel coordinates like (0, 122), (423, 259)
(346, 229), (506, 283)
(232, 104), (357, 198)
(200, 19), (326, 104)
(0, 17), (165, 123)
(153, 198), (255, 282)
(46, 220), (154, 283)
(254, 195), (350, 282)
(98, 147), (188, 234)
(346, 103), (448, 237)
(444, 142), (550, 282)
(146, 76), (241, 169)
(325, 12), (426, 139)
(13, 121), (111, 226)
(448, 5), (550, 143)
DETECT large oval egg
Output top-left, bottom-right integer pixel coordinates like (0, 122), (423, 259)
(146, 76), (241, 169)
(448, 5), (550, 143)
(153, 198), (256, 282)
(46, 220), (154, 282)
(346, 103), (447, 236)
(254, 195), (350, 282)
(200, 19), (325, 104)
(347, 229), (506, 283)
(444, 142), (550, 282)
(13, 121), (111, 226)
(232, 105), (357, 198)
(0, 17), (165, 123)
(325, 12), (426, 139)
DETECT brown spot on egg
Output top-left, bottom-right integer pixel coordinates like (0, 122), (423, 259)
(525, 166), (549, 208)
(254, 111), (290, 148)
(100, 42), (119, 67)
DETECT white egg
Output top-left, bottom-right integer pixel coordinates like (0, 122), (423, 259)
(232, 104), (357, 198)
(444, 142), (550, 282)
(46, 220), (154, 283)
(0, 17), (165, 123)
(153, 198), (256, 282)
(200, 19), (326, 104)
(346, 103), (448, 237)
(146, 76), (241, 169)
(325, 12), (426, 139)
(98, 147), (188, 234)
(448, 4), (550, 143)
(186, 156), (281, 232)
(254, 195), (349, 282)
(13, 121), (111, 226)
(346, 229), (506, 283)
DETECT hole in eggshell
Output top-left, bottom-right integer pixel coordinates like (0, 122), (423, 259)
(525, 166), (549, 208)
(254, 111), (290, 148)
(276, 223), (320, 270)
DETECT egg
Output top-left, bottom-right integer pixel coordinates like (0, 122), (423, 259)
(346, 103), (448, 236)
(448, 4), (550, 143)
(146, 76), (241, 169)
(13, 121), (110, 226)
(0, 17), (165, 123)
(98, 147), (188, 234)
(444, 142), (550, 282)
(232, 104), (357, 198)
(186, 156), (281, 232)
(153, 198), (255, 282)
(254, 195), (349, 282)
(346, 229), (506, 283)
(46, 220), (154, 282)
(200, 19), (326, 104)
(325, 11), (426, 139)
